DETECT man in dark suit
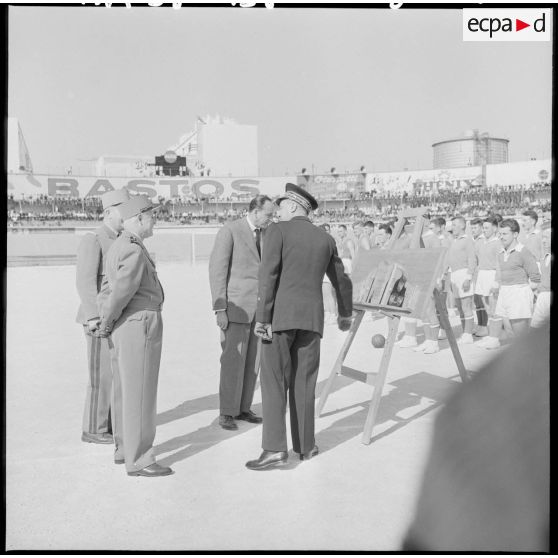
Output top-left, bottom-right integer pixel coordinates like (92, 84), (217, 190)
(246, 184), (353, 470)
(75, 188), (129, 444)
(209, 195), (276, 430)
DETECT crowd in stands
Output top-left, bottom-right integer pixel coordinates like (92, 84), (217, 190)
(7, 182), (551, 228)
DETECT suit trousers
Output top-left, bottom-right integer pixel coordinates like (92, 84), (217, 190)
(110, 310), (163, 473)
(219, 321), (260, 416)
(82, 328), (112, 435)
(261, 329), (321, 454)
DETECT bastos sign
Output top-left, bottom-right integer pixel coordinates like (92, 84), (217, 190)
(7, 174), (291, 199)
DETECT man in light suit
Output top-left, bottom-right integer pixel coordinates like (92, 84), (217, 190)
(209, 195), (276, 431)
(98, 195), (172, 477)
(246, 184), (353, 470)
(75, 188), (129, 444)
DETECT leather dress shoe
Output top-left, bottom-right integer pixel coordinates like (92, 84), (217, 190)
(127, 463), (174, 477)
(219, 415), (238, 430)
(235, 410), (263, 424)
(299, 445), (319, 461)
(81, 432), (114, 444)
(245, 450), (288, 470)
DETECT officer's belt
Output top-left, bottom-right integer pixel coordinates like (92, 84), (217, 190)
(124, 303), (163, 314)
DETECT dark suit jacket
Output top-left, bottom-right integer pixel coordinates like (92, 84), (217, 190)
(256, 216), (352, 337)
(75, 224), (117, 324)
(208, 217), (261, 324)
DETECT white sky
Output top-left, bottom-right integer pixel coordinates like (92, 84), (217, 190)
(8, 5), (553, 175)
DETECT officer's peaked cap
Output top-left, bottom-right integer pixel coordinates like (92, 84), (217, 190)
(101, 188), (130, 210)
(276, 183), (318, 212)
(118, 195), (159, 221)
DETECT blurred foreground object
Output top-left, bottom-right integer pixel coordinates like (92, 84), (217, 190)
(403, 321), (549, 551)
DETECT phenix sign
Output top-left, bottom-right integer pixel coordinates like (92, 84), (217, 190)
(463, 9), (550, 41)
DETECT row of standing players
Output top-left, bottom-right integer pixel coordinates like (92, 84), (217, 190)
(76, 184), (353, 475)
(324, 212), (551, 353)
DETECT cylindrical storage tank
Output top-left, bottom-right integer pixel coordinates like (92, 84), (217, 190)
(432, 132), (509, 169)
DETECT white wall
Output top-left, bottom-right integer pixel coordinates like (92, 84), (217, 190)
(199, 122), (258, 176)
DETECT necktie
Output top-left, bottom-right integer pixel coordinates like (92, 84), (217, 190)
(255, 228), (261, 258)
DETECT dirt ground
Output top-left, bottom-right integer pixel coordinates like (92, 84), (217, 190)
(5, 261), (496, 551)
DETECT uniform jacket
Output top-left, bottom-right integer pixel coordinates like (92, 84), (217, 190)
(99, 230), (164, 329)
(208, 217), (261, 324)
(75, 224), (117, 324)
(256, 216), (353, 337)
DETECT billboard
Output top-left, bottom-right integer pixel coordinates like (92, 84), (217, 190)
(297, 172), (367, 199)
(7, 174), (291, 200)
(365, 166), (484, 195)
(485, 159), (551, 186)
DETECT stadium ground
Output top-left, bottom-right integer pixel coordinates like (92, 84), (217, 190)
(6, 261), (496, 551)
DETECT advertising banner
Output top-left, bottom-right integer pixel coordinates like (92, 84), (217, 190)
(7, 174), (292, 200)
(485, 159), (551, 187)
(297, 172), (367, 199)
(365, 166), (484, 195)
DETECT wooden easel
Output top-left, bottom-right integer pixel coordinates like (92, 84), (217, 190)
(317, 208), (468, 445)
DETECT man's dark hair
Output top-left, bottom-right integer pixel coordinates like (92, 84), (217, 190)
(248, 195), (272, 212)
(500, 218), (520, 234)
(492, 213), (503, 224)
(431, 217), (446, 228)
(483, 217), (499, 228)
(338, 224), (347, 231)
(522, 209), (539, 223)
(379, 223), (392, 236)
(363, 220), (375, 229)
(471, 218), (483, 226)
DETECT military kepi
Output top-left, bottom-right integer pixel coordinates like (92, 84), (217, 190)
(101, 188), (130, 210)
(118, 195), (159, 221)
(276, 183), (318, 212)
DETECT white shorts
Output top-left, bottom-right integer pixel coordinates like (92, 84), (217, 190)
(531, 291), (551, 328)
(451, 269), (474, 299)
(342, 257), (352, 275)
(495, 284), (534, 320)
(474, 269), (496, 297)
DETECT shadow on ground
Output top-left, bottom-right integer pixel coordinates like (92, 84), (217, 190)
(154, 376), (351, 467)
(155, 371), (460, 468)
(314, 371), (461, 454)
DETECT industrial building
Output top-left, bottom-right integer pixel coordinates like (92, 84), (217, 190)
(432, 130), (509, 169)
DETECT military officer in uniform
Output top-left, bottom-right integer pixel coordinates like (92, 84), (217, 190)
(246, 184), (353, 470)
(76, 188), (130, 444)
(98, 195), (173, 477)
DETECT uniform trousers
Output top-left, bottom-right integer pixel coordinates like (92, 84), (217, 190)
(82, 328), (112, 435)
(219, 321), (260, 416)
(110, 309), (163, 473)
(261, 329), (321, 454)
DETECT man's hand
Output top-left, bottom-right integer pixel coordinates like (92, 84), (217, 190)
(94, 319), (111, 338)
(490, 282), (499, 295)
(337, 315), (352, 332)
(255, 321), (272, 341)
(215, 311), (229, 331)
(86, 318), (100, 334)
(529, 280), (540, 292)
(462, 278), (472, 293)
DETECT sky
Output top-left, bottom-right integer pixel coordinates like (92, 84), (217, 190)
(8, 4), (553, 176)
